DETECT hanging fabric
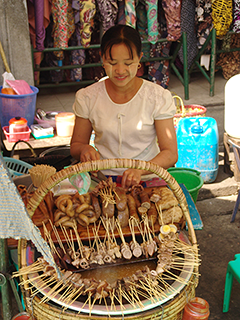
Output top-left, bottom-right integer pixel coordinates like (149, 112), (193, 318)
(79, 0), (97, 47)
(96, 0), (118, 32)
(84, 19), (105, 81)
(136, 0), (150, 60)
(211, 0), (232, 39)
(69, 24), (85, 81)
(52, 0), (75, 59)
(216, 33), (240, 79)
(195, 0), (213, 49)
(27, 0), (51, 84)
(161, 0), (181, 41)
(178, 0), (198, 69)
(125, 0), (136, 28)
(148, 0), (170, 88)
(145, 0), (158, 44)
(117, 0), (126, 24)
(233, 0), (240, 33)
(44, 21), (65, 83)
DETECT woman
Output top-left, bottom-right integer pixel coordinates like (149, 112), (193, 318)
(70, 25), (178, 188)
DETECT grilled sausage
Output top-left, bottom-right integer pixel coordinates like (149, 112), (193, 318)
(114, 186), (127, 211)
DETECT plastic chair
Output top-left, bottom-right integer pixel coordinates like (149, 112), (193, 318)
(228, 139), (240, 222)
(223, 253), (240, 312)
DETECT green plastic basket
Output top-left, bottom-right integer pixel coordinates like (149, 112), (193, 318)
(167, 167), (204, 203)
(3, 157), (33, 178)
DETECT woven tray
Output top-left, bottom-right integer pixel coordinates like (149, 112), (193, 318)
(18, 158), (199, 320)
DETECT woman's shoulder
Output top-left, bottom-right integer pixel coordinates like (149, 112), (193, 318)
(140, 79), (170, 101)
(141, 79), (166, 92)
(76, 81), (105, 98)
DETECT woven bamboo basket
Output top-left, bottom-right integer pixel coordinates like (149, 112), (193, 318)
(18, 158), (199, 320)
(173, 95), (207, 128)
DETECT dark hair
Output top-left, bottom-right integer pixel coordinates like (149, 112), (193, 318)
(101, 25), (142, 59)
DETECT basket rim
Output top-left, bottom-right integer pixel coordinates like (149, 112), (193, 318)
(175, 105), (207, 118)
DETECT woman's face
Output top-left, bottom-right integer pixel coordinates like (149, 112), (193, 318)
(102, 43), (142, 88)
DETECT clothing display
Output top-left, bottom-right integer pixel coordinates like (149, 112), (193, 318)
(27, 1), (240, 87)
(73, 79), (175, 176)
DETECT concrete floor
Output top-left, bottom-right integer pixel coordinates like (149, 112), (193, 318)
(2, 71), (240, 320)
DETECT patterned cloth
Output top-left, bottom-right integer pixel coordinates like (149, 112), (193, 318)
(148, 42), (171, 89)
(52, 0), (75, 59)
(117, 0), (126, 24)
(233, 0), (240, 33)
(79, 0), (97, 47)
(161, 0), (181, 41)
(136, 0), (150, 59)
(195, 0), (212, 48)
(148, 1), (170, 88)
(211, 0), (233, 38)
(84, 19), (105, 81)
(96, 0), (118, 32)
(178, 0), (198, 69)
(70, 25), (85, 81)
(0, 154), (60, 278)
(125, 0), (136, 27)
(145, 0), (159, 44)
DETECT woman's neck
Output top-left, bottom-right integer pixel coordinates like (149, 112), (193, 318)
(105, 77), (143, 104)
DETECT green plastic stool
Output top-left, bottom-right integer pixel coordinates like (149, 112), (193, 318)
(223, 253), (240, 312)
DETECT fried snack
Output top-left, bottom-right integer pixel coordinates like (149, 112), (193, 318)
(156, 187), (178, 210)
(161, 206), (183, 225)
(29, 164), (56, 188)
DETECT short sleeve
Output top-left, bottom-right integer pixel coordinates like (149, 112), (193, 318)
(154, 87), (176, 120)
(72, 87), (90, 119)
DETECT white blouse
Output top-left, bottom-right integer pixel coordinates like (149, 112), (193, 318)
(73, 79), (176, 176)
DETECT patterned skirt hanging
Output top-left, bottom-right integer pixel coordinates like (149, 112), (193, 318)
(211, 0), (233, 39)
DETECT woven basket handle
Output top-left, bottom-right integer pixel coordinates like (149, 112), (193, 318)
(26, 158), (197, 246)
(172, 95), (186, 116)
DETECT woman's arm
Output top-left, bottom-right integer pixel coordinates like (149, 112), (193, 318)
(121, 118), (178, 188)
(151, 118), (178, 168)
(70, 116), (100, 162)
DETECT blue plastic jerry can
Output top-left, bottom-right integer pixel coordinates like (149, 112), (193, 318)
(176, 117), (219, 183)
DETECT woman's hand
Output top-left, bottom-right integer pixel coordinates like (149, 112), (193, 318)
(80, 145), (100, 163)
(121, 168), (143, 189)
(70, 117), (100, 162)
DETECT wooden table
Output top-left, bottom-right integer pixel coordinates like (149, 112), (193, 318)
(3, 134), (71, 157)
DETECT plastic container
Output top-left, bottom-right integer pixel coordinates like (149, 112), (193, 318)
(167, 167), (204, 203)
(31, 124), (54, 139)
(176, 117), (219, 183)
(224, 74), (240, 138)
(3, 126), (31, 143)
(9, 117), (28, 133)
(182, 297), (210, 319)
(55, 112), (75, 137)
(0, 85), (39, 127)
(12, 312), (33, 320)
(3, 157), (33, 178)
